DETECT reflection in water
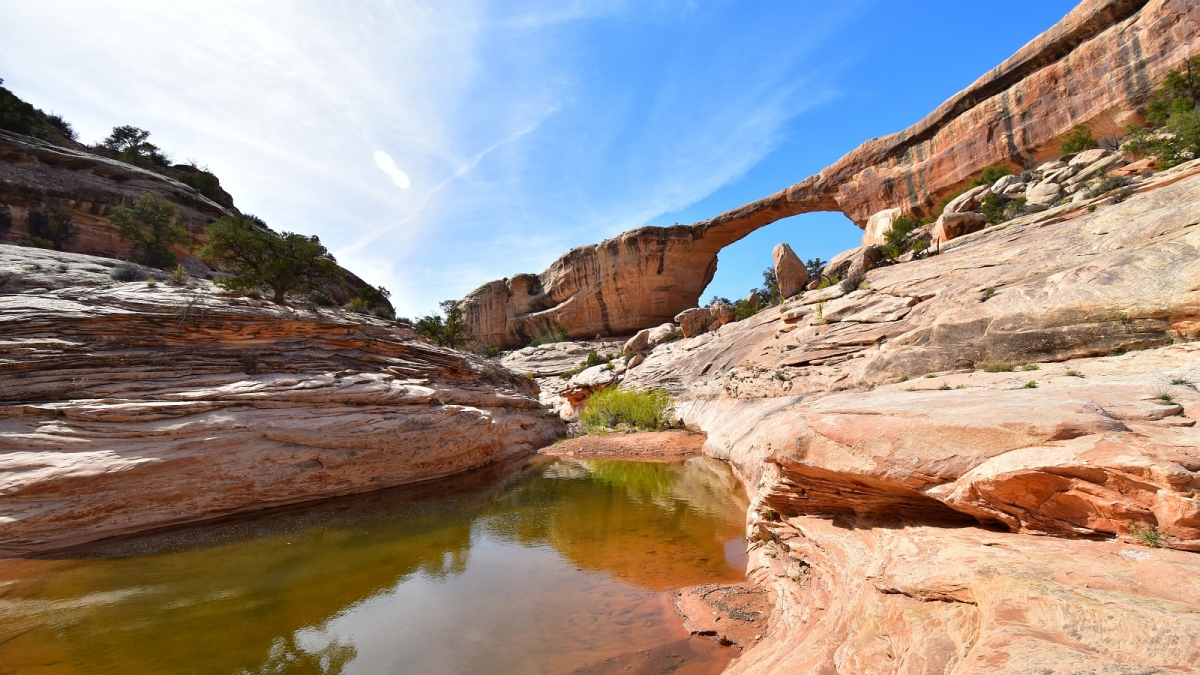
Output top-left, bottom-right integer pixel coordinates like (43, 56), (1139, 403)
(0, 456), (748, 675)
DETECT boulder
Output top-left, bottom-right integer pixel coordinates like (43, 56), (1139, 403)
(1025, 181), (1062, 208)
(931, 211), (987, 244)
(675, 307), (714, 338)
(1111, 156), (1158, 177)
(1035, 160), (1068, 173)
(1002, 181), (1028, 196)
(743, 290), (762, 306)
(647, 322), (681, 346)
(622, 329), (651, 356)
(990, 175), (1021, 194)
(772, 243), (808, 299)
(1067, 154), (1126, 186)
(862, 208), (902, 247)
(823, 245), (882, 281)
(709, 301), (736, 326)
(943, 185), (990, 214)
(627, 354), (645, 368)
(1068, 148), (1111, 167)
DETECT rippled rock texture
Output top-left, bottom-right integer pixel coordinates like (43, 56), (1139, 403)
(463, 0), (1200, 347)
(0, 246), (564, 555)
(613, 165), (1200, 672)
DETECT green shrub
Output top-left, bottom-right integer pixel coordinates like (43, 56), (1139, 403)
(347, 285), (395, 319)
(415, 300), (474, 349)
(881, 215), (933, 259)
(1023, 364), (1040, 371)
(970, 165), (1012, 188)
(198, 215), (344, 303)
(981, 363), (1014, 373)
(1060, 125), (1100, 154)
(1123, 57), (1200, 169)
(27, 201), (78, 250)
(1023, 380), (1038, 389)
(168, 264), (189, 286)
(1129, 521), (1167, 548)
(176, 165), (226, 204)
(805, 258), (827, 279)
(733, 298), (764, 321)
(110, 193), (188, 268)
(529, 325), (569, 347)
(579, 388), (675, 434)
(99, 125), (170, 169)
(110, 261), (147, 282)
(0, 78), (77, 145)
(1065, 368), (1084, 377)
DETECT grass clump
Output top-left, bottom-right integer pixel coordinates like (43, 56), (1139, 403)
(1023, 364), (1040, 371)
(560, 351), (613, 379)
(981, 363), (1015, 373)
(1024, 380), (1039, 389)
(1065, 368), (1084, 377)
(529, 325), (569, 347)
(579, 388), (676, 434)
(110, 261), (147, 282)
(1171, 376), (1195, 387)
(1129, 522), (1167, 548)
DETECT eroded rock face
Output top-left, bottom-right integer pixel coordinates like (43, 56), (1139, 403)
(0, 246), (564, 555)
(463, 0), (1200, 346)
(614, 164), (1200, 673)
(0, 131), (232, 261)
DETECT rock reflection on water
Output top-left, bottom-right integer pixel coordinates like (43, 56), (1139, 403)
(0, 456), (748, 675)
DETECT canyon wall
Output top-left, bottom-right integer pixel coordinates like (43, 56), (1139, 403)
(464, 0), (1200, 347)
(0, 245), (564, 555)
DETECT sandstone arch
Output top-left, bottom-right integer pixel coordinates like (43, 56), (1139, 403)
(464, 0), (1200, 348)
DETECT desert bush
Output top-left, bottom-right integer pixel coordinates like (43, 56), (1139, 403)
(99, 125), (170, 169)
(1087, 175), (1133, 198)
(110, 261), (147, 282)
(528, 324), (569, 347)
(198, 215), (344, 304)
(1129, 521), (1167, 548)
(175, 164), (225, 203)
(1060, 125), (1100, 154)
(1123, 57), (1200, 169)
(981, 363), (1014, 373)
(579, 388), (675, 434)
(415, 300), (473, 349)
(168, 264), (190, 286)
(110, 193), (188, 268)
(0, 78), (77, 145)
(347, 285), (395, 319)
(733, 297), (765, 321)
(970, 165), (1012, 188)
(27, 201), (78, 250)
(839, 271), (866, 293)
(881, 215), (932, 259)
(805, 257), (827, 278)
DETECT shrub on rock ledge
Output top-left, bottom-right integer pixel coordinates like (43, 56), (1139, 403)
(579, 388), (675, 434)
(198, 215), (344, 304)
(110, 193), (188, 268)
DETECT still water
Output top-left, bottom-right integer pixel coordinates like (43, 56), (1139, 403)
(0, 456), (749, 675)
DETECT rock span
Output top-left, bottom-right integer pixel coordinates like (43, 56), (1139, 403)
(463, 0), (1200, 347)
(0, 246), (564, 556)
(605, 160), (1200, 673)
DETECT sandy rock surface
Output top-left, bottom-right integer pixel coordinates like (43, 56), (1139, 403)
(0, 246), (564, 555)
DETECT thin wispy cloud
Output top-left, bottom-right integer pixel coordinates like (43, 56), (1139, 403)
(0, 0), (864, 317)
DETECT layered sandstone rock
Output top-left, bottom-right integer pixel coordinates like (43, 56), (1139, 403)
(463, 0), (1200, 347)
(0, 245), (564, 555)
(609, 162), (1200, 672)
(0, 130), (233, 260)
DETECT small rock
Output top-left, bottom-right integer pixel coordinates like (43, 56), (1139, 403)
(1068, 148), (1111, 167)
(990, 175), (1021, 194)
(647, 323), (680, 346)
(628, 354), (645, 368)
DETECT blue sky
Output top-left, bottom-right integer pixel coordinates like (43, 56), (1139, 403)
(0, 0), (1078, 317)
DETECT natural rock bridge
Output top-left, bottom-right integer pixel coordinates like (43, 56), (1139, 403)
(463, 0), (1199, 348)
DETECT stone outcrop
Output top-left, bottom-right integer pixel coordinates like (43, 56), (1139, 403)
(771, 243), (807, 300)
(861, 208), (901, 247)
(0, 130), (233, 261)
(463, 0), (1200, 347)
(676, 307), (714, 338)
(0, 245), (564, 555)
(609, 161), (1200, 673)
